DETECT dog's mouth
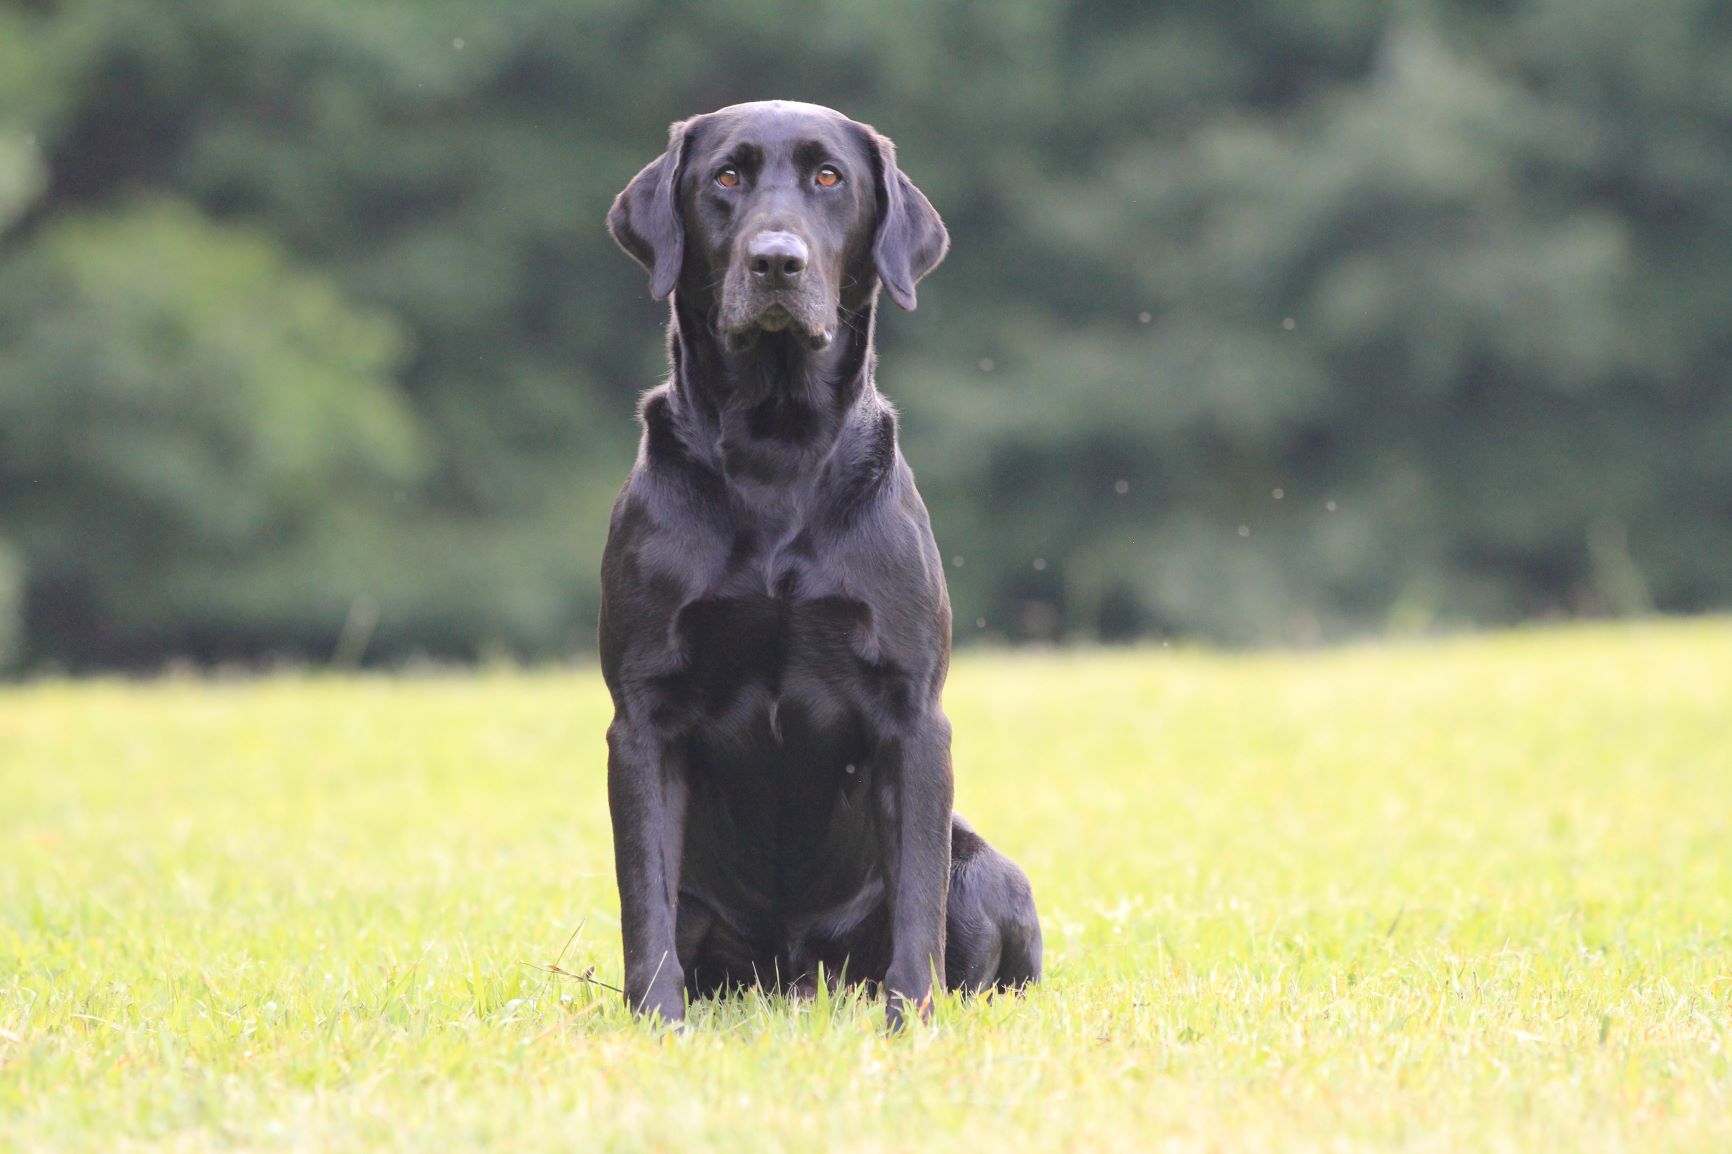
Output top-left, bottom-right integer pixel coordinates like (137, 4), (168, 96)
(723, 315), (835, 354)
(753, 303), (796, 333)
(719, 286), (837, 352)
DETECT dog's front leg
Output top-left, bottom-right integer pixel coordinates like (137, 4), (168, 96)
(876, 710), (955, 1030)
(606, 716), (688, 1023)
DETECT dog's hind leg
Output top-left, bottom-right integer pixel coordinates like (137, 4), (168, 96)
(944, 814), (1043, 993)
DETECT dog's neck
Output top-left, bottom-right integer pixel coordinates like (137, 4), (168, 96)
(666, 295), (878, 496)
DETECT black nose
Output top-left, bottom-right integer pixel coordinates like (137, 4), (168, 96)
(747, 231), (808, 287)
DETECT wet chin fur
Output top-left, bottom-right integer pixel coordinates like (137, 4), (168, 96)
(720, 298), (836, 351)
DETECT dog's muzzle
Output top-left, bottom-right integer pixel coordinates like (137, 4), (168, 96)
(720, 230), (837, 350)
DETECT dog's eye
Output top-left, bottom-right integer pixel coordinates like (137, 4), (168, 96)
(815, 165), (843, 189)
(715, 167), (741, 189)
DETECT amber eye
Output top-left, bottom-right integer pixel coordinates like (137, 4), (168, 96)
(715, 166), (741, 189)
(815, 165), (843, 188)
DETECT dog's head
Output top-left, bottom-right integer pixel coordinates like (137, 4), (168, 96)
(608, 101), (948, 349)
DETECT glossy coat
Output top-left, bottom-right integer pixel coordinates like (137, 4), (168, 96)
(602, 101), (1041, 1028)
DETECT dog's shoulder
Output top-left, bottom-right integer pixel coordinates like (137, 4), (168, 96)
(823, 396), (904, 526)
(636, 383), (693, 467)
(628, 382), (727, 502)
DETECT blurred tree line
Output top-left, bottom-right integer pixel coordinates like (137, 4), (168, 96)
(1, 0), (1728, 669)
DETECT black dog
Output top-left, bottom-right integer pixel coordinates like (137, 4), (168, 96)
(601, 101), (1041, 1028)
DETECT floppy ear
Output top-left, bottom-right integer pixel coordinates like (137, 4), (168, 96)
(608, 119), (693, 301)
(866, 129), (949, 311)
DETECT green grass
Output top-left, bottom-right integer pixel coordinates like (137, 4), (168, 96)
(3, 622), (1730, 1151)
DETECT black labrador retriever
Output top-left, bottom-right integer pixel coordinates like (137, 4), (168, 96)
(602, 100), (1041, 1028)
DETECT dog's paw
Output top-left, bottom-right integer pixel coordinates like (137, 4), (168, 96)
(883, 988), (933, 1033)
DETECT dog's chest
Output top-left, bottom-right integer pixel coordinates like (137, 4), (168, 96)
(667, 579), (887, 891)
(674, 585), (877, 716)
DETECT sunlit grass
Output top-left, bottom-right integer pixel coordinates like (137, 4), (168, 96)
(3, 621), (1730, 1151)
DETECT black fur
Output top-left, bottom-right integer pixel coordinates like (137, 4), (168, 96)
(602, 101), (1041, 1029)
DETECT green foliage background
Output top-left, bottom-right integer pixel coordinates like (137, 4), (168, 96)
(2, 0), (1728, 667)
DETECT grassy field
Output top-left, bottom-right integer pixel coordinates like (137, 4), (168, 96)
(2, 621), (1730, 1152)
